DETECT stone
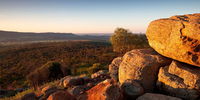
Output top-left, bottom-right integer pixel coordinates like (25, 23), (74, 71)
(21, 92), (38, 100)
(91, 70), (108, 78)
(47, 90), (76, 100)
(121, 79), (144, 99)
(136, 93), (182, 100)
(168, 61), (200, 89)
(146, 13), (200, 67)
(77, 79), (123, 100)
(41, 85), (57, 94)
(61, 76), (85, 88)
(39, 86), (58, 100)
(157, 61), (200, 100)
(109, 57), (122, 80)
(68, 86), (85, 96)
(119, 49), (171, 92)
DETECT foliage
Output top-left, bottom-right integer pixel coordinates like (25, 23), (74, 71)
(110, 28), (149, 54)
(0, 88), (34, 100)
(26, 61), (64, 88)
(75, 63), (107, 76)
(0, 41), (116, 89)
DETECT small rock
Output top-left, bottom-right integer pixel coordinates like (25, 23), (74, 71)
(109, 57), (122, 81)
(121, 79), (144, 99)
(68, 86), (85, 96)
(39, 86), (58, 100)
(62, 76), (85, 88)
(21, 92), (38, 100)
(47, 90), (76, 100)
(91, 70), (108, 78)
(78, 79), (123, 100)
(136, 93), (182, 100)
(41, 85), (57, 94)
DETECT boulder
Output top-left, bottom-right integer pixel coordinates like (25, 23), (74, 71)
(39, 86), (58, 100)
(157, 61), (200, 100)
(41, 85), (57, 94)
(168, 61), (200, 89)
(91, 70), (108, 78)
(121, 79), (144, 99)
(119, 49), (171, 92)
(68, 86), (85, 96)
(136, 93), (182, 100)
(77, 79), (123, 100)
(61, 76), (85, 88)
(109, 57), (122, 80)
(21, 92), (38, 100)
(146, 13), (200, 67)
(47, 90), (76, 100)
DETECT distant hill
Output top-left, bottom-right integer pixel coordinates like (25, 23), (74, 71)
(0, 30), (110, 45)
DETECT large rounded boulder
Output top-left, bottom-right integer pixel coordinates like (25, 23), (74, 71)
(146, 13), (200, 67)
(119, 49), (171, 92)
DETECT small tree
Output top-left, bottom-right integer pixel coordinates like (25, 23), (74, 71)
(110, 28), (134, 54)
(110, 28), (149, 54)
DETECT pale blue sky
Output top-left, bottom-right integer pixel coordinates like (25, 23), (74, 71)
(0, 0), (199, 33)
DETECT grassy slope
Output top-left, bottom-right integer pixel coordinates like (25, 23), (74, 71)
(0, 41), (116, 89)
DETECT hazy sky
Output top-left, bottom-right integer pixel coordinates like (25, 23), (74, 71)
(0, 0), (199, 33)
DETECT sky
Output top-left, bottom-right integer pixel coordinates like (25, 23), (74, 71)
(0, 0), (199, 34)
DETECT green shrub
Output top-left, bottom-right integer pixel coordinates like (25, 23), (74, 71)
(75, 63), (108, 77)
(110, 28), (149, 54)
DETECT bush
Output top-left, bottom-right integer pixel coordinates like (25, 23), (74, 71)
(75, 63), (108, 77)
(110, 28), (149, 54)
(27, 61), (64, 89)
(48, 62), (63, 80)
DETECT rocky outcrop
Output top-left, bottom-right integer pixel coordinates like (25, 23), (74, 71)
(8, 13), (200, 100)
(157, 61), (200, 100)
(136, 93), (182, 100)
(109, 57), (122, 80)
(120, 79), (144, 99)
(146, 13), (200, 67)
(119, 49), (171, 92)
(78, 79), (123, 100)
(47, 90), (76, 100)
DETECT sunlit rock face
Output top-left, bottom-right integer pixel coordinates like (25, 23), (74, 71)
(146, 13), (200, 67)
(119, 49), (171, 92)
(136, 93), (182, 100)
(77, 79), (123, 100)
(109, 57), (122, 81)
(157, 61), (200, 100)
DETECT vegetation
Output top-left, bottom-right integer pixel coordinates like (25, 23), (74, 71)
(0, 80), (60, 100)
(110, 28), (149, 54)
(75, 63), (107, 76)
(0, 29), (150, 99)
(0, 41), (116, 89)
(27, 61), (65, 89)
